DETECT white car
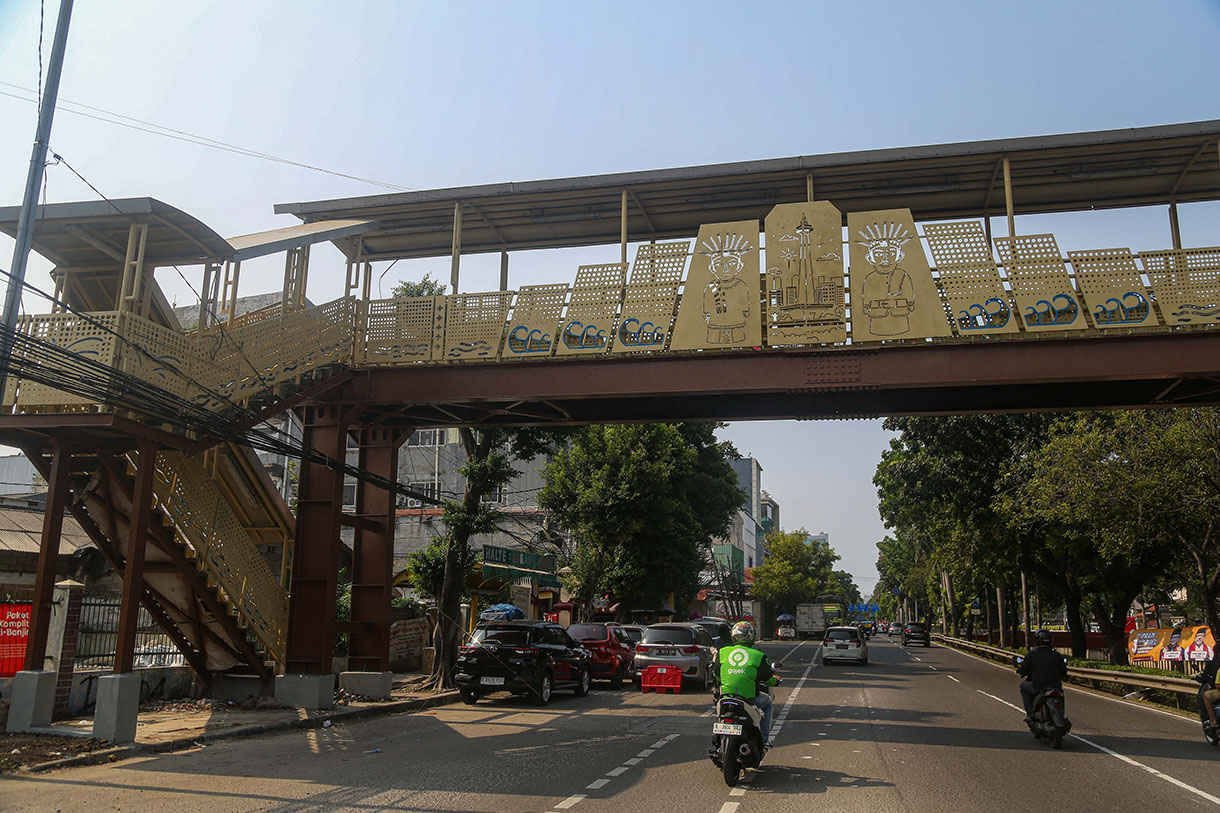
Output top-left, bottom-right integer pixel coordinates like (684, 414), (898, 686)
(822, 626), (868, 665)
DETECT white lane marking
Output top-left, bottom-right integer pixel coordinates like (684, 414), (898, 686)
(606, 767), (628, 777)
(943, 642), (1198, 725)
(623, 758), (641, 765)
(636, 749), (654, 757)
(778, 640), (808, 663)
(912, 656), (922, 661)
(555, 796), (585, 810)
(585, 779), (609, 790)
(719, 803), (741, 813)
(650, 739), (669, 748)
(927, 665), (937, 671)
(946, 675), (961, 683)
(1069, 733), (1220, 806)
(975, 690), (1220, 807)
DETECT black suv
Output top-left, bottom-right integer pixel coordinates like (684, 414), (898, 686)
(455, 621), (591, 706)
(902, 622), (931, 647)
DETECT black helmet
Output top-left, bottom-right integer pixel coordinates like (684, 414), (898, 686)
(1034, 629), (1053, 647)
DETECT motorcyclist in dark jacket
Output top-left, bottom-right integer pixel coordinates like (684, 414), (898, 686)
(1198, 653), (1220, 727)
(1018, 629), (1067, 724)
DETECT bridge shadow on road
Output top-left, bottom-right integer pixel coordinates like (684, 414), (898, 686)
(747, 765), (894, 795)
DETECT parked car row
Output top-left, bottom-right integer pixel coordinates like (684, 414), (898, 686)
(454, 618), (730, 706)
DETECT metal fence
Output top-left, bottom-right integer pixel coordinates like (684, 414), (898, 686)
(76, 598), (185, 668)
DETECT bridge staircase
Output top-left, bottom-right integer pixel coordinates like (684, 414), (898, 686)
(5, 275), (357, 682)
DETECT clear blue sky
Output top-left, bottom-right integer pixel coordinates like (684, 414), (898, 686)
(2, 0), (1218, 592)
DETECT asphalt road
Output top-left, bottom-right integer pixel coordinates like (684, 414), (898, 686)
(5, 637), (1220, 812)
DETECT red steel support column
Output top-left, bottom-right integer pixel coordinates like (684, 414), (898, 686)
(114, 439), (157, 673)
(286, 405), (350, 674)
(347, 427), (406, 673)
(24, 440), (71, 671)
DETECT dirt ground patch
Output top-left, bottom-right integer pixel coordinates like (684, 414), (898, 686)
(0, 732), (107, 773)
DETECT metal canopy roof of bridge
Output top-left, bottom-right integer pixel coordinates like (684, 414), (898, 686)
(0, 197), (234, 269)
(0, 198), (381, 267)
(275, 120), (1220, 261)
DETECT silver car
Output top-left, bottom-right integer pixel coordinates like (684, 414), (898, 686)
(822, 625), (868, 665)
(633, 623), (716, 689)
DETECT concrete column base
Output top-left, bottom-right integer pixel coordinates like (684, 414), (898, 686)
(275, 673), (335, 709)
(93, 673), (142, 744)
(210, 675), (273, 703)
(6, 670), (56, 733)
(338, 671), (393, 700)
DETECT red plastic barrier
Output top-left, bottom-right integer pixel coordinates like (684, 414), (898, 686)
(640, 664), (683, 694)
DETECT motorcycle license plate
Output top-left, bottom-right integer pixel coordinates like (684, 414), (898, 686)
(480, 676), (505, 686)
(713, 722), (743, 736)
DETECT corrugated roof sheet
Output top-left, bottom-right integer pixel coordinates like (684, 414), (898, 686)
(0, 506), (93, 555)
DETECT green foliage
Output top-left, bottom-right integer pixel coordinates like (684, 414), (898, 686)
(389, 272), (447, 298)
(539, 423), (744, 616)
(748, 529), (839, 611)
(406, 536), (480, 599)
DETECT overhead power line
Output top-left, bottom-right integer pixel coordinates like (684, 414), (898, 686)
(0, 82), (411, 192)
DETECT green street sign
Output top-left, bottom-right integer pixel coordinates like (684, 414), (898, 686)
(481, 545), (559, 587)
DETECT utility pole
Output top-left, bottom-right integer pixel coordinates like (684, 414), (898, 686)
(0, 0), (75, 402)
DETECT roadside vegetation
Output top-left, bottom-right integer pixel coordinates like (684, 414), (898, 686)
(872, 409), (1220, 665)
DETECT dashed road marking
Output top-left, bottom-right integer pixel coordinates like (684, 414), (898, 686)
(554, 796), (584, 810)
(976, 690), (1220, 807)
(718, 803), (741, 813)
(585, 779), (609, 790)
(946, 675), (961, 683)
(606, 767), (628, 777)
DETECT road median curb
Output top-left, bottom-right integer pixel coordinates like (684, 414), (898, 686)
(24, 689), (462, 774)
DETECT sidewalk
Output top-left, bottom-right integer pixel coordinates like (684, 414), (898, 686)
(1, 675), (459, 774)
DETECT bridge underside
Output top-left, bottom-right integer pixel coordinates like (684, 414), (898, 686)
(324, 330), (1220, 427)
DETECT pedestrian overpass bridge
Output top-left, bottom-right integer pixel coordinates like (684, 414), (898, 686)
(3, 121), (1219, 729)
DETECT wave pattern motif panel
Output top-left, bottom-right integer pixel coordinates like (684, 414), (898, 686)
(1067, 249), (1158, 329)
(505, 284), (569, 358)
(764, 202), (846, 345)
(556, 263), (625, 357)
(924, 222), (1019, 335)
(612, 242), (689, 354)
(993, 235), (1085, 332)
(671, 221), (761, 351)
(443, 292), (513, 361)
(847, 209), (952, 342)
(1138, 248), (1220, 325)
(9, 311), (121, 408)
(362, 296), (445, 364)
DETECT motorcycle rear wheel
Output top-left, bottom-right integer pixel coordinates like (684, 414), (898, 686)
(721, 736), (741, 786)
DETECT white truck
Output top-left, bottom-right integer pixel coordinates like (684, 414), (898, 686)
(795, 604), (826, 639)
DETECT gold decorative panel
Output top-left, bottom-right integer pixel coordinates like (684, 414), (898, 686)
(152, 449), (287, 662)
(363, 296), (445, 364)
(671, 221), (761, 352)
(1067, 248), (1159, 329)
(10, 312), (120, 408)
(442, 291), (513, 361)
(555, 263), (625, 357)
(993, 235), (1086, 332)
(924, 221), (1019, 335)
(1138, 247), (1220, 325)
(504, 284), (569, 358)
(764, 202), (846, 345)
(847, 209), (952, 342)
(612, 242), (689, 354)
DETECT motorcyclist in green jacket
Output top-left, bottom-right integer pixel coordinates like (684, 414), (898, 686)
(718, 621), (780, 745)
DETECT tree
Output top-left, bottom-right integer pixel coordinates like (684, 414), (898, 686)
(426, 427), (562, 689)
(830, 570), (862, 608)
(538, 423), (743, 620)
(390, 272), (447, 298)
(749, 529), (839, 614)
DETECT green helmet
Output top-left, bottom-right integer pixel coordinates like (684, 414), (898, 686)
(730, 621), (756, 646)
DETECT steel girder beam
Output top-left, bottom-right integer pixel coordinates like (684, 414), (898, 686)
(23, 440), (72, 671)
(321, 330), (1220, 426)
(285, 405), (354, 675)
(346, 426), (409, 673)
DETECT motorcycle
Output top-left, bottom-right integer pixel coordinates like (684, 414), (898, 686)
(1013, 655), (1071, 749)
(1191, 673), (1220, 746)
(709, 662), (781, 787)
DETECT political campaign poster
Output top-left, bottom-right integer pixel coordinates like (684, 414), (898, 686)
(1128, 625), (1214, 664)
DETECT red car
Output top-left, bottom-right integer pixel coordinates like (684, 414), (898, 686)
(566, 623), (636, 686)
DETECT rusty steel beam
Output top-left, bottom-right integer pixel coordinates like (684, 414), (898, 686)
(285, 405), (351, 675)
(114, 439), (157, 673)
(346, 426), (407, 674)
(322, 331), (1220, 425)
(23, 441), (72, 672)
